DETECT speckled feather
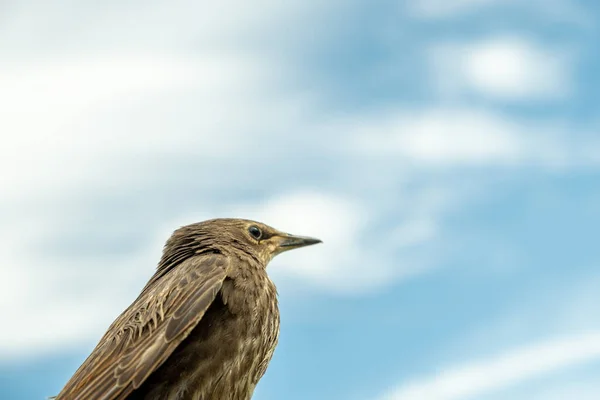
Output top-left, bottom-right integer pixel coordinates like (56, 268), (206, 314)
(54, 219), (286, 400)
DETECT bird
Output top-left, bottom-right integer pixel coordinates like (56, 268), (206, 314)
(53, 218), (322, 400)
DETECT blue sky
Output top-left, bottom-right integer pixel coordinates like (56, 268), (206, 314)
(1, 0), (599, 399)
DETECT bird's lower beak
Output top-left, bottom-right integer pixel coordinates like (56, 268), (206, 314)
(277, 234), (322, 252)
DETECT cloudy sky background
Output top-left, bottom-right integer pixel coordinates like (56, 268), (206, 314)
(1, 0), (599, 399)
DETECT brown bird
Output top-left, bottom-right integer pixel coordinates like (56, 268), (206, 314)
(54, 218), (321, 400)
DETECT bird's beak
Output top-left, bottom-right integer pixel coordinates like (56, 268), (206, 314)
(276, 233), (322, 252)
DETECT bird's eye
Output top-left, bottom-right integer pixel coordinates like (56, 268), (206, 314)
(248, 226), (262, 240)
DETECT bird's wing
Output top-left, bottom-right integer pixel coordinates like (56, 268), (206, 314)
(55, 253), (229, 400)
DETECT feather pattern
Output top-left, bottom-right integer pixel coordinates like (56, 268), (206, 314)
(54, 254), (228, 399)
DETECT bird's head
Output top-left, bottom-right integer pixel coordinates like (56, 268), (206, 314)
(165, 218), (322, 267)
(235, 219), (322, 265)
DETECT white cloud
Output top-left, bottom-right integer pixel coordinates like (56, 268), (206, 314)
(355, 109), (522, 164)
(443, 269), (600, 365)
(0, 0), (337, 55)
(516, 382), (600, 400)
(0, 54), (271, 201)
(410, 0), (498, 18)
(410, 0), (591, 26)
(429, 37), (570, 100)
(349, 107), (598, 168)
(380, 333), (600, 400)
(380, 272), (600, 400)
(483, 377), (600, 400)
(462, 38), (568, 99)
(0, 244), (153, 359)
(389, 218), (438, 248)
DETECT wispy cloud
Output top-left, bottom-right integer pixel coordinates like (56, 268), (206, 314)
(508, 381), (600, 400)
(409, 0), (590, 26)
(348, 107), (599, 167)
(410, 0), (500, 18)
(429, 37), (571, 101)
(380, 269), (600, 400)
(380, 333), (600, 400)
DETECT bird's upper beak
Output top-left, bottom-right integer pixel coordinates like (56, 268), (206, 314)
(275, 233), (322, 253)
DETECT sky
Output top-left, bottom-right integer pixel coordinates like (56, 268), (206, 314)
(0, 0), (599, 399)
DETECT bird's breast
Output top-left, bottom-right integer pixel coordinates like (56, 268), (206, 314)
(135, 267), (280, 400)
(221, 270), (280, 382)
